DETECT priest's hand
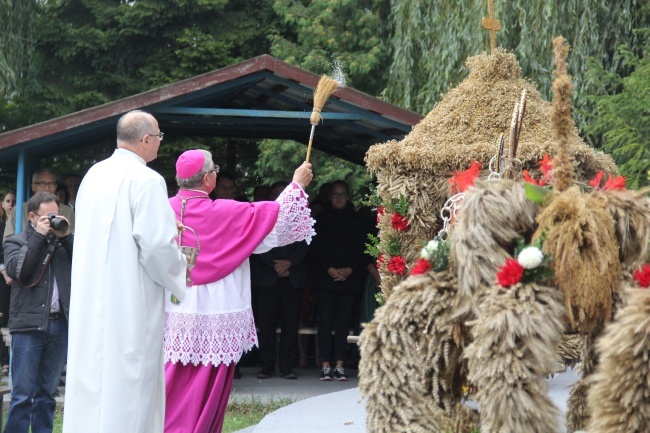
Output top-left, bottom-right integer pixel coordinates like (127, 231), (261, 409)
(292, 162), (313, 190)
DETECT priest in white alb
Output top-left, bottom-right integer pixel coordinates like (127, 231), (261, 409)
(63, 110), (187, 433)
(164, 149), (315, 433)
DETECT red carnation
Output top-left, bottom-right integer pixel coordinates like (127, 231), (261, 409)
(387, 256), (407, 275)
(376, 254), (384, 270)
(632, 264), (650, 288)
(377, 205), (385, 224)
(496, 258), (525, 288)
(410, 258), (432, 276)
(391, 212), (409, 231)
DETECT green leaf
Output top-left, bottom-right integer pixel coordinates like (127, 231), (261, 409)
(524, 182), (552, 205)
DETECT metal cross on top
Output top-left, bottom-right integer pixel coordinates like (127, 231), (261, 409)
(482, 0), (501, 52)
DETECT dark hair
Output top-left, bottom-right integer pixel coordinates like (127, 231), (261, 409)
(1, 188), (16, 222)
(270, 180), (289, 190)
(26, 192), (59, 214)
(330, 180), (350, 194)
(217, 170), (235, 183)
(56, 182), (70, 204)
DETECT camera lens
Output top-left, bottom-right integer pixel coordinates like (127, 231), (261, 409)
(47, 213), (69, 232)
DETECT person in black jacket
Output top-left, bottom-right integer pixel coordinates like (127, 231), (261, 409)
(251, 181), (310, 379)
(4, 192), (72, 433)
(310, 180), (365, 381)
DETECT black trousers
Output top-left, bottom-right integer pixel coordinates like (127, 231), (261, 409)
(316, 289), (357, 364)
(254, 278), (303, 375)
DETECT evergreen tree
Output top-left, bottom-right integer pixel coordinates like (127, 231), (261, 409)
(270, 0), (390, 95)
(583, 29), (650, 188)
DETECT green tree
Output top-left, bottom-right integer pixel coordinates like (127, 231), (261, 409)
(583, 29), (650, 189)
(385, 0), (648, 126)
(270, 0), (390, 95)
(254, 139), (372, 202)
(1, 0), (272, 128)
(0, 0), (37, 99)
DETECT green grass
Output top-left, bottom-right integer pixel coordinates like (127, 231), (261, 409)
(223, 396), (295, 433)
(3, 397), (293, 433)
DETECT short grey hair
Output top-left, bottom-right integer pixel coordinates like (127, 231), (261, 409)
(32, 168), (57, 183)
(176, 150), (214, 189)
(116, 110), (156, 145)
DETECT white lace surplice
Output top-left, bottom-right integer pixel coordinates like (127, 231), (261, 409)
(164, 183), (315, 367)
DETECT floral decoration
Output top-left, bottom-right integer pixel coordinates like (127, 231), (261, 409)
(589, 171), (627, 191)
(523, 154), (554, 187)
(363, 187), (411, 278)
(410, 236), (450, 276)
(387, 256), (407, 275)
(449, 160), (482, 195)
(496, 236), (553, 288)
(632, 263), (650, 288)
(391, 212), (409, 231)
(496, 258), (525, 287)
(410, 258), (432, 275)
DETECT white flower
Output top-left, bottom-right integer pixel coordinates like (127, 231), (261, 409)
(426, 239), (440, 252)
(420, 239), (440, 259)
(517, 246), (544, 269)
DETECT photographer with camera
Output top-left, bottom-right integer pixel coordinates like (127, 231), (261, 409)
(3, 192), (72, 433)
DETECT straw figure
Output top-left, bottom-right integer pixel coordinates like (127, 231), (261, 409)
(366, 47), (616, 302)
(358, 267), (478, 433)
(533, 37), (621, 336)
(450, 179), (538, 321)
(465, 282), (566, 433)
(586, 269), (650, 433)
(305, 74), (339, 163)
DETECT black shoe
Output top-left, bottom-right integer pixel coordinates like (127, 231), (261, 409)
(256, 371), (274, 379)
(333, 366), (348, 381)
(281, 371), (298, 379)
(320, 367), (332, 381)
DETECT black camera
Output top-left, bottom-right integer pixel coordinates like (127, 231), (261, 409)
(47, 213), (69, 232)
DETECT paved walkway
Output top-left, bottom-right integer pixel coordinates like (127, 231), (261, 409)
(1, 365), (581, 433)
(236, 367), (581, 433)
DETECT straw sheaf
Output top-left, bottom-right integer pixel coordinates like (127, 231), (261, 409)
(365, 48), (616, 180)
(601, 188), (650, 270)
(451, 180), (538, 321)
(566, 331), (601, 432)
(359, 270), (477, 432)
(587, 288), (650, 433)
(566, 379), (591, 433)
(465, 283), (565, 433)
(374, 170), (445, 299)
(533, 186), (620, 333)
(552, 36), (577, 192)
(556, 334), (585, 368)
